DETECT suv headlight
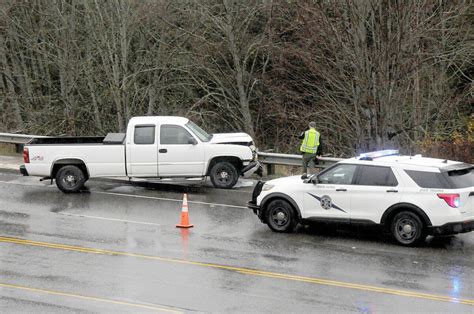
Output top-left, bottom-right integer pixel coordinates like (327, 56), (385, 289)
(262, 184), (274, 191)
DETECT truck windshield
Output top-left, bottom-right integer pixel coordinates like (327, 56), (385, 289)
(186, 121), (213, 142)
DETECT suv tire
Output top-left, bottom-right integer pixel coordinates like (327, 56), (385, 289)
(266, 199), (297, 232)
(56, 165), (86, 193)
(391, 211), (426, 246)
(210, 161), (239, 189)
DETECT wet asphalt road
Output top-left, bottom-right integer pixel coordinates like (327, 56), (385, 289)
(0, 170), (473, 313)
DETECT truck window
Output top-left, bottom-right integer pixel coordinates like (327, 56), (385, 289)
(134, 125), (155, 144)
(160, 125), (194, 145)
(355, 165), (398, 186)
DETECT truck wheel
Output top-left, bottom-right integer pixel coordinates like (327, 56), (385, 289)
(56, 165), (86, 193)
(210, 161), (238, 189)
(266, 199), (297, 233)
(391, 211), (426, 246)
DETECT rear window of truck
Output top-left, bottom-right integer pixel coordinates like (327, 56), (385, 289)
(134, 125), (155, 144)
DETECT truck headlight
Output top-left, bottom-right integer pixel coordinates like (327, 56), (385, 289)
(262, 184), (274, 191)
(250, 145), (257, 160)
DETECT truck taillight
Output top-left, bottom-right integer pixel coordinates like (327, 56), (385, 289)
(437, 193), (460, 208)
(23, 147), (30, 163)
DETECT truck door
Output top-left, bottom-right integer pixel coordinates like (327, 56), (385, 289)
(158, 124), (205, 176)
(127, 124), (158, 177)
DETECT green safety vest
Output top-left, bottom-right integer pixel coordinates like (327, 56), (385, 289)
(300, 129), (320, 154)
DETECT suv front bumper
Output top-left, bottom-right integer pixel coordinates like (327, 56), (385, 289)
(428, 220), (474, 236)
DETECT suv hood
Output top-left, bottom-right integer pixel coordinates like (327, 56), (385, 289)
(267, 175), (304, 186)
(210, 133), (253, 145)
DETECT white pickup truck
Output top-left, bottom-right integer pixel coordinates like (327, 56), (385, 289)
(20, 116), (262, 192)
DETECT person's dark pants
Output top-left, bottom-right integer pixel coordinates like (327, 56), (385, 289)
(302, 152), (317, 174)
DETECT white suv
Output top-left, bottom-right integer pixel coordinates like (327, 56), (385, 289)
(248, 150), (473, 246)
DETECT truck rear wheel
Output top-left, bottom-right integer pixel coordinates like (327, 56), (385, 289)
(56, 165), (86, 193)
(210, 161), (238, 189)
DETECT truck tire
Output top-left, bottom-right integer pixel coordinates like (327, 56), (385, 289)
(391, 211), (426, 246)
(210, 161), (239, 189)
(266, 199), (297, 233)
(56, 165), (86, 193)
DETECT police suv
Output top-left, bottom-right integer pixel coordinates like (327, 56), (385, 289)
(248, 150), (474, 246)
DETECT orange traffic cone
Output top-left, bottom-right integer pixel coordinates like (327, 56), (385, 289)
(176, 193), (194, 228)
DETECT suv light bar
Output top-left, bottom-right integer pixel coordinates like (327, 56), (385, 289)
(358, 149), (399, 160)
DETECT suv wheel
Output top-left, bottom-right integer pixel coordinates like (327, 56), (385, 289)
(210, 161), (238, 189)
(56, 165), (86, 193)
(391, 211), (426, 246)
(266, 199), (297, 232)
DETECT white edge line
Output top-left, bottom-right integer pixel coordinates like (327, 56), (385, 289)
(0, 180), (248, 209)
(56, 212), (162, 226)
(85, 190), (248, 209)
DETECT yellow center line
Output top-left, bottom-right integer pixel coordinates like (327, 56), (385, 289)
(0, 282), (182, 313)
(1, 236), (472, 306)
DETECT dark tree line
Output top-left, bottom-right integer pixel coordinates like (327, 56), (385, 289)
(1, 0), (472, 161)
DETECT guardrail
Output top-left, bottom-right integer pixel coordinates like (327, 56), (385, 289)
(0, 133), (343, 174)
(258, 152), (343, 175)
(0, 133), (49, 144)
(0, 133), (49, 153)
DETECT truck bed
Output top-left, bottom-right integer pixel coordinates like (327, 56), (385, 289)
(25, 140), (127, 178)
(29, 133), (125, 145)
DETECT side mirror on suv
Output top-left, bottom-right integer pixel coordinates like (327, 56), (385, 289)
(303, 174), (318, 184)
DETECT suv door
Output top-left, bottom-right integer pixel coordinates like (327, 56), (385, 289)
(158, 125), (205, 176)
(303, 164), (357, 220)
(350, 165), (401, 223)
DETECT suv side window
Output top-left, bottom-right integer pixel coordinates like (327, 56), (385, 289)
(160, 125), (194, 145)
(134, 125), (155, 145)
(355, 165), (398, 186)
(318, 164), (357, 185)
(405, 170), (452, 189)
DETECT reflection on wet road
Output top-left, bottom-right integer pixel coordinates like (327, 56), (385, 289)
(0, 171), (473, 312)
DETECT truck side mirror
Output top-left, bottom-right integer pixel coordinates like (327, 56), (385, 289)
(188, 137), (198, 145)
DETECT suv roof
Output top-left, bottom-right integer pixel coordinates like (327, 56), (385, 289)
(341, 151), (468, 172)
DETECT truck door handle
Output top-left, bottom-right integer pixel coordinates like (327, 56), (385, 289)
(336, 188), (347, 192)
(386, 189), (398, 193)
(159, 149), (167, 153)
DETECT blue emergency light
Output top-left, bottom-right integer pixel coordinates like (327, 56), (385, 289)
(358, 149), (399, 159)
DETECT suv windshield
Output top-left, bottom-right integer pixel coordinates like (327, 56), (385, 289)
(186, 121), (212, 142)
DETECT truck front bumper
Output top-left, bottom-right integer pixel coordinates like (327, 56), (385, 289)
(241, 161), (263, 178)
(428, 220), (474, 236)
(19, 165), (29, 176)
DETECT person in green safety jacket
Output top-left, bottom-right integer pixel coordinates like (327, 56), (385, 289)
(299, 121), (323, 175)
